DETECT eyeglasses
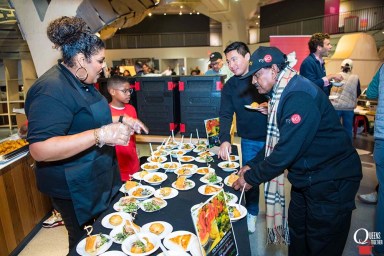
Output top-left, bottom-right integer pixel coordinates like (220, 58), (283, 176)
(116, 88), (133, 94)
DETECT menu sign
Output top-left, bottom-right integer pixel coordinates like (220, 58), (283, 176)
(191, 190), (238, 256)
(204, 117), (220, 148)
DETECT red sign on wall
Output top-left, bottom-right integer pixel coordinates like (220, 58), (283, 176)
(270, 35), (311, 72)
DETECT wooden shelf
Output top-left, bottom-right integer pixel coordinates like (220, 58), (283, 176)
(0, 58), (37, 130)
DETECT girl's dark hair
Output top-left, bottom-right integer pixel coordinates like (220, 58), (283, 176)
(47, 16), (105, 67)
(224, 41), (250, 57)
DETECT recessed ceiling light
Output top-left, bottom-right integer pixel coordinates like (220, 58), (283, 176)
(179, 11), (182, 15)
(148, 12), (152, 16)
(164, 13), (166, 15)
(197, 12), (200, 15)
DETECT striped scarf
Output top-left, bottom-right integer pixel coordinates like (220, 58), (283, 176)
(264, 67), (296, 245)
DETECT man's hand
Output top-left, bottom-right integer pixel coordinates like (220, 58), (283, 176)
(232, 176), (253, 191)
(218, 141), (231, 160)
(237, 165), (251, 176)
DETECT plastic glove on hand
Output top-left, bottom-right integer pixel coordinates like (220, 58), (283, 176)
(98, 123), (131, 147)
(122, 116), (149, 134)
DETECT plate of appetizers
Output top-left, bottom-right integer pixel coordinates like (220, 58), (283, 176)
(140, 197), (167, 212)
(128, 185), (155, 200)
(101, 212), (132, 229)
(172, 177), (195, 191)
(121, 232), (160, 256)
(154, 187), (179, 200)
(198, 184), (223, 196)
(141, 221), (173, 239)
(76, 234), (112, 256)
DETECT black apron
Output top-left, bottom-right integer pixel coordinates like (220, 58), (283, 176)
(60, 66), (121, 225)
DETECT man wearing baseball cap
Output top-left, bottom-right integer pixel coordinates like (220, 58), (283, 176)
(205, 51), (233, 82)
(232, 46), (362, 255)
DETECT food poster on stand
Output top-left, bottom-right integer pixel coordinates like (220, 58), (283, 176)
(204, 117), (220, 148)
(191, 190), (238, 256)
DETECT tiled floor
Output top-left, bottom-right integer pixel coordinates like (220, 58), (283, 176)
(14, 133), (378, 256)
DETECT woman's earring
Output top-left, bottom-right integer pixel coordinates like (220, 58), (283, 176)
(75, 62), (88, 82)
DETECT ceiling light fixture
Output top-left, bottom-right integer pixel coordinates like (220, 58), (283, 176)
(197, 12), (200, 15)
(164, 13), (167, 15)
(179, 11), (182, 15)
(148, 12), (152, 16)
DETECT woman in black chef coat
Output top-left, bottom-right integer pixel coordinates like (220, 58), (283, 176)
(25, 16), (147, 251)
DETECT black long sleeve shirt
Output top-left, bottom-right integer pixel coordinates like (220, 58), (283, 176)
(219, 75), (268, 143)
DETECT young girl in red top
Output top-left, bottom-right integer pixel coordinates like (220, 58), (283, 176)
(107, 75), (140, 181)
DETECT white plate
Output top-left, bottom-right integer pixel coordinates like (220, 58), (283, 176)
(141, 163), (161, 172)
(140, 198), (167, 212)
(197, 184), (223, 196)
(223, 174), (239, 187)
(229, 155), (240, 162)
(329, 95), (339, 100)
(194, 156), (214, 163)
(180, 164), (198, 170)
(113, 197), (140, 213)
(154, 187), (179, 199)
(177, 156), (195, 162)
(152, 150), (170, 157)
(157, 145), (174, 151)
(224, 192), (238, 204)
(101, 212), (132, 229)
(132, 171), (149, 180)
(174, 167), (196, 178)
(218, 161), (240, 172)
(121, 232), (160, 256)
(163, 231), (199, 252)
(128, 186), (155, 200)
(147, 156), (167, 164)
(169, 149), (186, 158)
(197, 151), (215, 157)
(244, 104), (266, 111)
(161, 162), (180, 171)
(100, 251), (127, 256)
(199, 175), (223, 185)
(228, 204), (247, 222)
(171, 179), (195, 191)
(178, 143), (195, 152)
(141, 221), (173, 239)
(331, 81), (344, 87)
(143, 172), (167, 186)
(109, 224), (135, 244)
(193, 145), (207, 153)
(76, 234), (112, 256)
(157, 251), (190, 256)
(196, 167), (215, 175)
(120, 181), (139, 193)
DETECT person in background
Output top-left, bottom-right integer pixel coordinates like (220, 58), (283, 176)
(330, 58), (361, 139)
(134, 61), (144, 76)
(161, 66), (173, 76)
(232, 46), (362, 255)
(142, 63), (151, 75)
(25, 16), (148, 251)
(365, 63), (384, 256)
(300, 32), (343, 96)
(191, 70), (199, 75)
(123, 69), (131, 77)
(107, 75), (141, 181)
(205, 52), (233, 82)
(218, 42), (268, 233)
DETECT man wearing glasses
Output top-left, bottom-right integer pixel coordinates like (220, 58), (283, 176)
(107, 75), (145, 181)
(205, 52), (233, 82)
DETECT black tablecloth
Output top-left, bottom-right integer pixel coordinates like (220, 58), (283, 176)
(69, 145), (251, 255)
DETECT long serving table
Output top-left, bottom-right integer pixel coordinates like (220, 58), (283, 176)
(70, 144), (251, 255)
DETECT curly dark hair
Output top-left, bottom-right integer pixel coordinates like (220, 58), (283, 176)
(308, 33), (330, 53)
(47, 16), (105, 67)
